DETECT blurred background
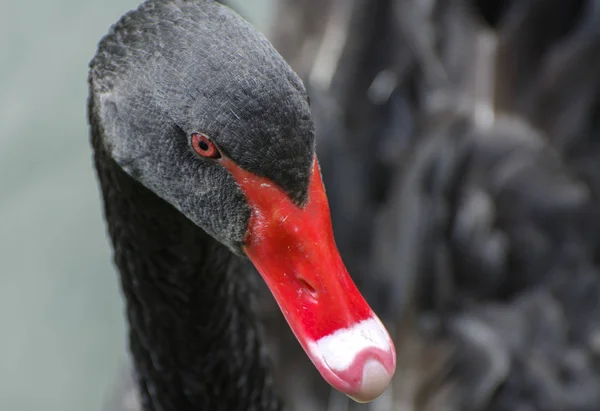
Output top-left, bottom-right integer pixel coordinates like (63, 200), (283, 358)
(3, 1), (600, 411)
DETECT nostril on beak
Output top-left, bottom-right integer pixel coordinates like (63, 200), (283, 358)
(297, 277), (318, 298)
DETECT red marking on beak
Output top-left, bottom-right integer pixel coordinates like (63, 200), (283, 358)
(222, 156), (396, 402)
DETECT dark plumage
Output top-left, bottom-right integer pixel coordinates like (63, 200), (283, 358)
(90, 0), (315, 232)
(89, 1), (316, 409)
(92, 0), (600, 409)
(91, 141), (281, 410)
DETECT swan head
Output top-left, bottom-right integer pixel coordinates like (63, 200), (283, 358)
(89, 0), (395, 402)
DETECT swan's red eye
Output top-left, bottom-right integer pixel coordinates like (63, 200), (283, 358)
(191, 133), (220, 159)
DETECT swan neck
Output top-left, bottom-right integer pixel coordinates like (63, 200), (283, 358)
(90, 118), (281, 411)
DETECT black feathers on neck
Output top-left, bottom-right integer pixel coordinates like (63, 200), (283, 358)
(89, 104), (282, 411)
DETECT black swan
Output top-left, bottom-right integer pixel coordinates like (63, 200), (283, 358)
(88, 0), (396, 409)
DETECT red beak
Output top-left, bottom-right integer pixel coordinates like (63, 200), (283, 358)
(222, 156), (396, 402)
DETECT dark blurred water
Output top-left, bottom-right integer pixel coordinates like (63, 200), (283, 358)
(0, 1), (272, 410)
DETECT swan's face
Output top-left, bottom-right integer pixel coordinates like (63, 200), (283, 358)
(90, 0), (395, 403)
(91, 1), (314, 252)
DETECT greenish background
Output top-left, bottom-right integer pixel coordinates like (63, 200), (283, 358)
(0, 1), (272, 410)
